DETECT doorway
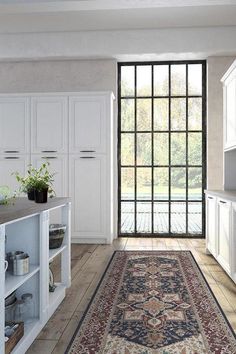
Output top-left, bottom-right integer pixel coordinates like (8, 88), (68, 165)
(118, 61), (206, 237)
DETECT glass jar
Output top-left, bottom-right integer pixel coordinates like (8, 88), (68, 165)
(21, 293), (35, 324)
(14, 300), (25, 323)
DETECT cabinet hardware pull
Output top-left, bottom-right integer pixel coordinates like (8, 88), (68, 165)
(219, 200), (227, 204)
(4, 150), (19, 153)
(80, 150), (95, 153)
(41, 150), (57, 153)
(208, 196), (213, 199)
(4, 157), (20, 159)
(42, 156), (57, 159)
(80, 156), (96, 159)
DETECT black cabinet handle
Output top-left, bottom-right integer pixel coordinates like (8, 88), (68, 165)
(207, 196), (213, 200)
(219, 200), (227, 204)
(4, 157), (20, 159)
(42, 156), (57, 159)
(4, 150), (19, 153)
(80, 150), (95, 153)
(80, 156), (96, 159)
(41, 150), (57, 153)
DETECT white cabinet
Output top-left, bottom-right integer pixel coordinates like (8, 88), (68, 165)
(69, 94), (107, 154)
(31, 96), (68, 153)
(0, 97), (29, 154)
(217, 199), (231, 274)
(31, 155), (68, 197)
(206, 195), (217, 257)
(221, 60), (236, 151)
(69, 155), (109, 242)
(0, 155), (29, 193)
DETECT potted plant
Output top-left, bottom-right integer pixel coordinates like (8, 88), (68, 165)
(14, 163), (55, 203)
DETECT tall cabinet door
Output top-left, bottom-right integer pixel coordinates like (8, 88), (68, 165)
(31, 96), (68, 154)
(0, 155), (29, 193)
(206, 195), (217, 257)
(217, 199), (231, 274)
(223, 73), (236, 150)
(0, 97), (30, 154)
(69, 155), (107, 241)
(31, 155), (68, 197)
(69, 95), (107, 154)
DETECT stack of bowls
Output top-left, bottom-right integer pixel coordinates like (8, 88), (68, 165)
(5, 291), (17, 322)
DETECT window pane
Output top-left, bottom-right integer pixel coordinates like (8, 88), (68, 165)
(154, 99), (169, 130)
(137, 133), (152, 165)
(121, 99), (135, 131)
(171, 65), (186, 96)
(137, 168), (151, 200)
(121, 133), (134, 165)
(171, 167), (186, 200)
(121, 66), (134, 96)
(154, 202), (169, 233)
(154, 167), (169, 200)
(171, 133), (186, 165)
(188, 167), (202, 201)
(188, 64), (202, 95)
(171, 202), (186, 233)
(188, 133), (202, 165)
(121, 168), (135, 200)
(154, 65), (169, 96)
(121, 202), (134, 233)
(188, 98), (202, 130)
(188, 202), (202, 234)
(171, 98), (186, 130)
(137, 65), (151, 96)
(137, 99), (152, 131)
(154, 133), (169, 165)
(137, 202), (152, 232)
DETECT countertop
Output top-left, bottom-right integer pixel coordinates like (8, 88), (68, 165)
(205, 189), (236, 201)
(0, 197), (70, 225)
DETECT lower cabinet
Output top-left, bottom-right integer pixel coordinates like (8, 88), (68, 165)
(206, 192), (236, 282)
(217, 199), (231, 274)
(69, 154), (111, 243)
(0, 155), (29, 194)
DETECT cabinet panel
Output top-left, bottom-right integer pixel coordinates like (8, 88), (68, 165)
(217, 199), (231, 273)
(0, 97), (29, 154)
(31, 155), (68, 197)
(69, 155), (107, 239)
(206, 195), (217, 256)
(224, 79), (236, 149)
(31, 96), (68, 153)
(0, 155), (29, 194)
(69, 95), (107, 154)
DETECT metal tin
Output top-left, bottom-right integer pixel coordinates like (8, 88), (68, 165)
(6, 251), (25, 272)
(13, 254), (29, 276)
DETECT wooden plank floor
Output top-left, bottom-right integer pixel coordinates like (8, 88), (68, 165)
(27, 238), (236, 353)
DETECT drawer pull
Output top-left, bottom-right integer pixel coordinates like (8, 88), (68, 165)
(42, 156), (57, 159)
(4, 150), (19, 153)
(41, 150), (57, 153)
(80, 156), (96, 159)
(4, 157), (19, 159)
(80, 150), (95, 153)
(219, 200), (227, 204)
(208, 196), (213, 200)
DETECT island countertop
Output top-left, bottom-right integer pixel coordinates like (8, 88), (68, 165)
(0, 197), (71, 225)
(204, 189), (236, 201)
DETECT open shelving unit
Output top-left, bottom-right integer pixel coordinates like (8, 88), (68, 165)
(0, 198), (71, 354)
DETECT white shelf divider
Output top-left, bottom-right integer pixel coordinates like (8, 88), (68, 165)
(5, 265), (40, 298)
(49, 245), (67, 262)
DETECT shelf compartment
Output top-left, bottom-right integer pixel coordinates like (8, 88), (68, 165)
(5, 265), (40, 298)
(48, 283), (66, 319)
(11, 318), (41, 354)
(49, 245), (67, 262)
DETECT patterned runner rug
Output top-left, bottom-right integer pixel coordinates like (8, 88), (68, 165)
(66, 251), (236, 354)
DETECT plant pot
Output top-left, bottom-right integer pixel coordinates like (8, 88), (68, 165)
(27, 190), (35, 201)
(34, 188), (48, 203)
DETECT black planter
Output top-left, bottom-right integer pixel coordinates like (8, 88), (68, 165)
(27, 190), (35, 201)
(34, 188), (48, 203)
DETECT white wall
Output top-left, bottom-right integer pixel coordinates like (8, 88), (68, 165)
(207, 56), (235, 190)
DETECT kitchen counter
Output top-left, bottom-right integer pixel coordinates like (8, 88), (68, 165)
(205, 189), (236, 201)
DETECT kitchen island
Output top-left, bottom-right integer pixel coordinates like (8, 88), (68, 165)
(0, 197), (71, 354)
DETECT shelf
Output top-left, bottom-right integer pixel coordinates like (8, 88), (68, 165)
(11, 318), (40, 354)
(5, 265), (40, 298)
(48, 283), (66, 319)
(49, 245), (67, 262)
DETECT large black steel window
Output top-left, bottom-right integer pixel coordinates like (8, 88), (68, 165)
(118, 61), (206, 237)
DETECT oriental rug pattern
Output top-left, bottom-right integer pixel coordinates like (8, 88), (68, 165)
(66, 251), (236, 354)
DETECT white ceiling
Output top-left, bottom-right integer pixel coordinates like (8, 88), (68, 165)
(0, 0), (235, 33)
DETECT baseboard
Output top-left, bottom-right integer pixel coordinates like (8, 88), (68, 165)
(71, 237), (111, 244)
